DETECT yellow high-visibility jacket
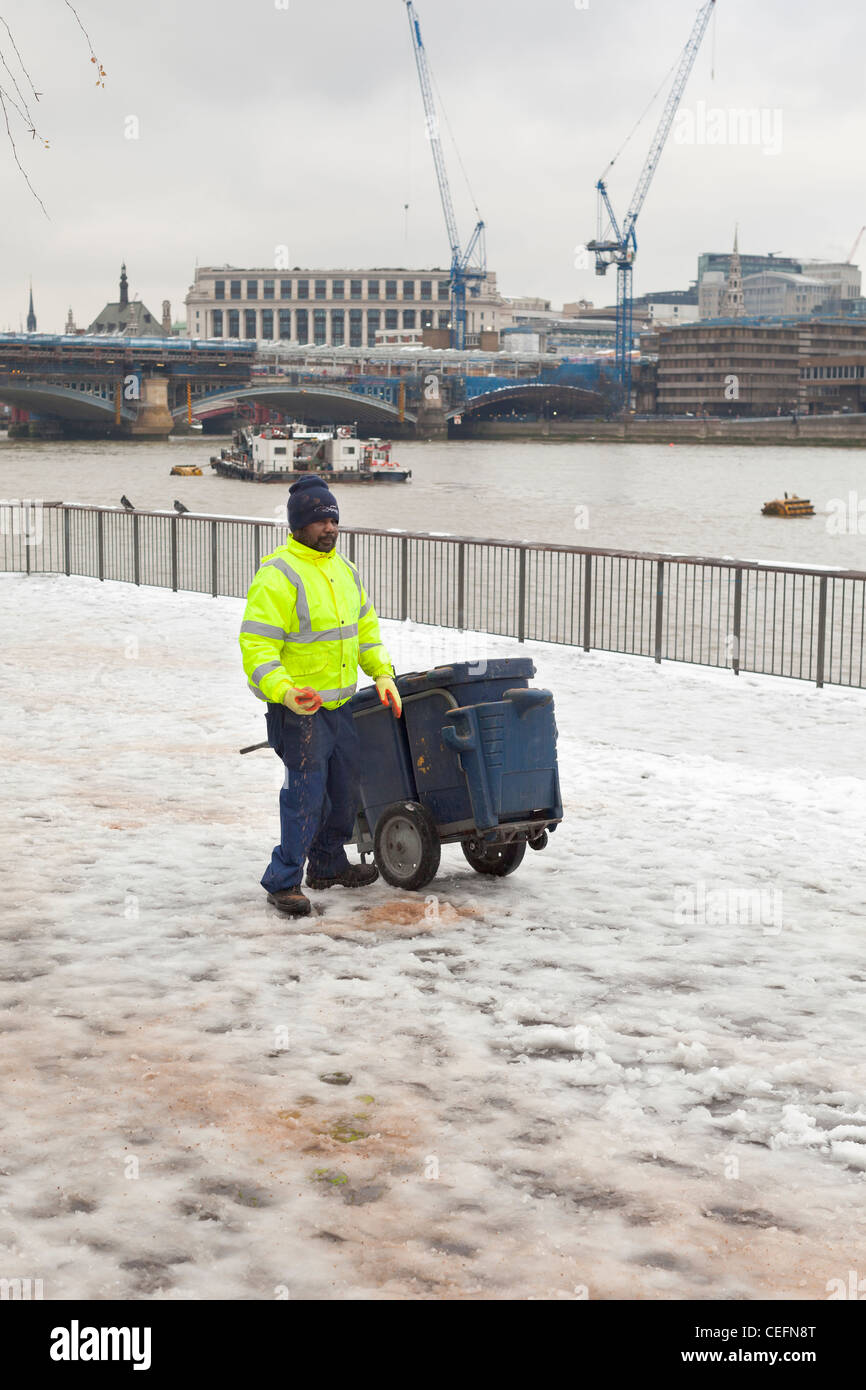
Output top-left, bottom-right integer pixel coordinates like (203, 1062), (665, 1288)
(239, 536), (393, 709)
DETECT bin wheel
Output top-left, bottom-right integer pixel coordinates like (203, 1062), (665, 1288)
(374, 802), (441, 891)
(528, 830), (548, 851)
(461, 836), (526, 877)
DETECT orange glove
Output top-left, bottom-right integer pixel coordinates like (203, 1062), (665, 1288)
(284, 686), (323, 716)
(375, 675), (402, 718)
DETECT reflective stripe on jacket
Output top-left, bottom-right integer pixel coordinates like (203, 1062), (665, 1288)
(239, 537), (393, 709)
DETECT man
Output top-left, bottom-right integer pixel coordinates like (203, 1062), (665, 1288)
(240, 473), (402, 917)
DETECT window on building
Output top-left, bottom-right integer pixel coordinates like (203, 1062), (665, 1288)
(367, 279), (380, 299)
(332, 279), (345, 299)
(315, 279), (327, 300)
(386, 280), (397, 300)
(212, 309), (223, 336)
(244, 309), (257, 339)
(215, 280), (225, 301)
(297, 279), (309, 300)
(403, 280), (415, 300)
(247, 280), (258, 300)
(230, 280), (241, 300)
(295, 309), (309, 343)
(227, 310), (240, 338)
(421, 280), (432, 300)
(261, 309), (274, 340)
(314, 309), (327, 345)
(349, 308), (363, 346)
(438, 311), (450, 329)
(280, 279), (292, 300)
(421, 309), (433, 329)
(263, 279), (275, 300)
(278, 309), (292, 340)
(403, 309), (416, 329)
(385, 309), (398, 330)
(367, 310), (380, 346)
(350, 279), (363, 300)
(331, 310), (345, 346)
(438, 281), (449, 301)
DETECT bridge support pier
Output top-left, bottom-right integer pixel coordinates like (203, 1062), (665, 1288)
(129, 376), (174, 438)
(413, 401), (448, 439)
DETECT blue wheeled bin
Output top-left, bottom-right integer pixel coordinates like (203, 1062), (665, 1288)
(348, 659), (563, 890)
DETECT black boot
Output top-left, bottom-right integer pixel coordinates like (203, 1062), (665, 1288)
(306, 862), (379, 891)
(267, 886), (312, 917)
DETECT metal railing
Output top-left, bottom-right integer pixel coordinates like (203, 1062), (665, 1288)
(2, 501), (865, 689)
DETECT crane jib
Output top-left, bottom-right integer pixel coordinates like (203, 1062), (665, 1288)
(586, 0), (715, 404)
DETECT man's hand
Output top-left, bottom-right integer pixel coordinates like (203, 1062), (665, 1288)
(375, 675), (402, 718)
(284, 686), (323, 715)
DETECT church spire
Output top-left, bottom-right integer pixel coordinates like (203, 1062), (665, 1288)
(26, 280), (36, 333)
(119, 263), (129, 308)
(721, 226), (744, 318)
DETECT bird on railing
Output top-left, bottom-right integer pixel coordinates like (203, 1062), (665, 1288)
(173, 499), (189, 514)
(120, 495), (135, 510)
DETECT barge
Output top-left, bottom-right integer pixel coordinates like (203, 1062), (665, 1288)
(210, 423), (411, 483)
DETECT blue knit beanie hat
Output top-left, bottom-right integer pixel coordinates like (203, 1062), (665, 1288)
(287, 474), (339, 532)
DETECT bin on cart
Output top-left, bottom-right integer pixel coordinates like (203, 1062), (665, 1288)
(349, 659), (563, 890)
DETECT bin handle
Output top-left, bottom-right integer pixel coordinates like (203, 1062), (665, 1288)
(442, 722), (477, 751)
(503, 687), (553, 717)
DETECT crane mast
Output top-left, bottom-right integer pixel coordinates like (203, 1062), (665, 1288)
(405, 1), (486, 351)
(588, 0), (716, 406)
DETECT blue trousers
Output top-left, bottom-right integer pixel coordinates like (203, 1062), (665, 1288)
(261, 701), (360, 893)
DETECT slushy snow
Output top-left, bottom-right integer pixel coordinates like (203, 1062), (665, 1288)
(1, 572), (865, 1300)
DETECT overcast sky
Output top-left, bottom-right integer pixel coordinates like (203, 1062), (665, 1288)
(1, 0), (863, 332)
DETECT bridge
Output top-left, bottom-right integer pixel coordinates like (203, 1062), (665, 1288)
(0, 335), (613, 438)
(0, 334), (256, 438)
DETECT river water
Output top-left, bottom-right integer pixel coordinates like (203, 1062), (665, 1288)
(2, 433), (866, 570)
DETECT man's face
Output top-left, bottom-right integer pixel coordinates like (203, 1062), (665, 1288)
(294, 517), (338, 552)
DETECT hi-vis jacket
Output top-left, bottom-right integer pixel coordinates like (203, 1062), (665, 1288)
(239, 537), (393, 710)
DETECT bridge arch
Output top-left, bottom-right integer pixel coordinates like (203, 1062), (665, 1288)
(0, 382), (135, 422)
(449, 382), (608, 421)
(175, 383), (417, 426)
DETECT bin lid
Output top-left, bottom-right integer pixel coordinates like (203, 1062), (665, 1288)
(350, 659), (536, 712)
(397, 658), (535, 694)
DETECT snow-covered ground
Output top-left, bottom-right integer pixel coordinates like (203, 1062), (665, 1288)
(2, 572), (866, 1301)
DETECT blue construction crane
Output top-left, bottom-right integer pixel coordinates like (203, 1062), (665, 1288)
(588, 0), (716, 407)
(405, 0), (486, 351)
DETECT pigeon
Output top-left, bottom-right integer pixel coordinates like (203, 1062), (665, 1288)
(120, 495), (135, 510)
(173, 499), (189, 514)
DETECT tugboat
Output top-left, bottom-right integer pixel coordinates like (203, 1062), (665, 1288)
(761, 493), (815, 517)
(209, 423), (411, 484)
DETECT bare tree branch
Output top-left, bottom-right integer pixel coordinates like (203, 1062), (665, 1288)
(0, 3), (105, 212)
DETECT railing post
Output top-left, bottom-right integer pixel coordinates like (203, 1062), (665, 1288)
(583, 553), (592, 652)
(170, 515), (179, 593)
(815, 575), (828, 689)
(253, 523), (263, 573)
(63, 507), (71, 577)
(347, 529), (356, 563)
(400, 534), (409, 621)
(211, 519), (219, 598)
(457, 541), (466, 632)
(25, 505), (31, 575)
(132, 513), (140, 586)
(96, 509), (104, 582)
(654, 559), (665, 664)
(731, 566), (742, 675)
(517, 546), (527, 643)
